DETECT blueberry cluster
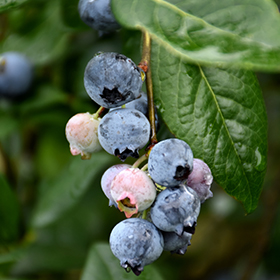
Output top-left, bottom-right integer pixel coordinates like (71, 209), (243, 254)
(65, 51), (213, 275)
(104, 139), (213, 275)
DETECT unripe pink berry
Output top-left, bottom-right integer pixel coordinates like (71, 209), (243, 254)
(186, 158), (213, 203)
(65, 112), (101, 159)
(110, 168), (156, 218)
(101, 164), (131, 207)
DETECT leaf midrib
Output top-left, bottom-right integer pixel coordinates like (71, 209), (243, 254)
(198, 66), (252, 208)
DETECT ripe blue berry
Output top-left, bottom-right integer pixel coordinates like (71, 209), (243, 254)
(78, 0), (121, 34)
(84, 52), (144, 108)
(98, 108), (150, 161)
(101, 164), (131, 207)
(109, 218), (164, 276)
(0, 52), (33, 98)
(150, 186), (200, 236)
(111, 91), (160, 131)
(111, 91), (148, 115)
(148, 138), (194, 187)
(162, 231), (192, 255)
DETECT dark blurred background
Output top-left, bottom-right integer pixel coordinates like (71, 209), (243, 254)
(1, 0), (280, 279)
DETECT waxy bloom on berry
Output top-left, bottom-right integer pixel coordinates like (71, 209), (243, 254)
(101, 164), (131, 207)
(65, 112), (101, 160)
(110, 168), (156, 218)
(186, 158), (213, 203)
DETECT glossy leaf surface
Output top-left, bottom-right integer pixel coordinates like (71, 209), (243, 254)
(151, 43), (267, 213)
(112, 0), (280, 71)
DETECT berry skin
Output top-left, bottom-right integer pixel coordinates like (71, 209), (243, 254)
(65, 112), (101, 159)
(109, 218), (164, 276)
(101, 164), (131, 207)
(186, 158), (213, 203)
(78, 0), (121, 34)
(110, 168), (156, 218)
(148, 138), (194, 187)
(111, 91), (160, 131)
(111, 91), (148, 115)
(162, 231), (192, 255)
(84, 52), (145, 109)
(0, 52), (33, 98)
(98, 108), (150, 161)
(150, 186), (201, 236)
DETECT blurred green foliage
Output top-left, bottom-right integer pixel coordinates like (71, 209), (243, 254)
(0, 0), (280, 280)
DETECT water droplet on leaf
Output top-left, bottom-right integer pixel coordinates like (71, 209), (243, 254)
(254, 147), (266, 172)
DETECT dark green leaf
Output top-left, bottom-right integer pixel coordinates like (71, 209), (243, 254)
(19, 84), (68, 114)
(10, 243), (85, 275)
(0, 174), (19, 242)
(81, 242), (164, 280)
(0, 0), (29, 13)
(112, 0), (280, 72)
(0, 113), (18, 140)
(31, 152), (115, 228)
(151, 43), (267, 213)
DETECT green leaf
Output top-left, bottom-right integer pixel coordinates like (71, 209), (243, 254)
(0, 0), (29, 13)
(31, 152), (115, 228)
(0, 174), (19, 242)
(112, 0), (280, 72)
(0, 113), (18, 140)
(81, 242), (164, 280)
(151, 43), (267, 213)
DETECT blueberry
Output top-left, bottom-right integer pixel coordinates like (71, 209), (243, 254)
(110, 167), (156, 218)
(186, 158), (213, 203)
(98, 108), (150, 161)
(84, 52), (144, 108)
(78, 0), (121, 34)
(101, 164), (131, 207)
(162, 231), (192, 255)
(109, 218), (164, 276)
(65, 112), (101, 159)
(0, 52), (33, 98)
(110, 91), (160, 131)
(150, 186), (201, 236)
(148, 138), (194, 187)
(110, 91), (148, 115)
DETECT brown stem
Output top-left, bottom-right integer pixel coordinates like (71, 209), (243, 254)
(138, 31), (157, 146)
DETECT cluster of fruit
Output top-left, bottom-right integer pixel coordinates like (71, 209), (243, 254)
(65, 0), (214, 276)
(65, 50), (213, 275)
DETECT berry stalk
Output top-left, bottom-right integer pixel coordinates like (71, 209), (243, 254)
(138, 31), (157, 146)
